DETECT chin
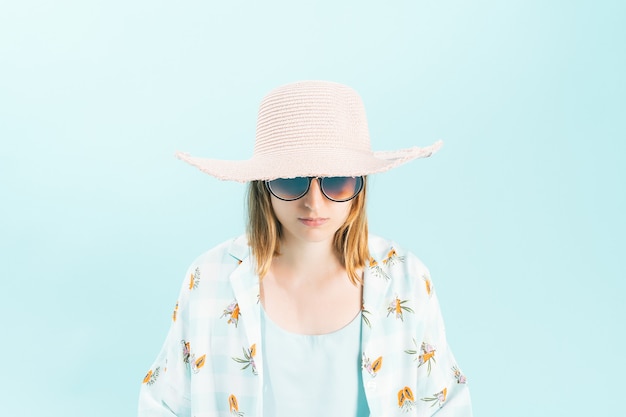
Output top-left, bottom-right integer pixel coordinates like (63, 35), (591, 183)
(286, 227), (338, 245)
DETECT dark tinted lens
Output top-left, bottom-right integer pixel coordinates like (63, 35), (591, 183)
(321, 177), (363, 201)
(267, 177), (310, 200)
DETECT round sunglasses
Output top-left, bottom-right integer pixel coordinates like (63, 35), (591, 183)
(265, 176), (364, 202)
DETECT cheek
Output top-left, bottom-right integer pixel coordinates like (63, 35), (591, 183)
(269, 197), (289, 225)
(336, 202), (353, 224)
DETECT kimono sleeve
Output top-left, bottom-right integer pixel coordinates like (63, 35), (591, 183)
(420, 283), (473, 416)
(138, 268), (193, 417)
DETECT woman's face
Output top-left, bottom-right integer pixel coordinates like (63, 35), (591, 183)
(270, 178), (352, 246)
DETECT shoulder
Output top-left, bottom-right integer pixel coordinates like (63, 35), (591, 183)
(177, 235), (251, 302)
(187, 234), (250, 270)
(180, 235), (251, 290)
(367, 234), (433, 296)
(368, 234), (430, 275)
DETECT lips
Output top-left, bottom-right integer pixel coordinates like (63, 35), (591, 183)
(298, 217), (329, 227)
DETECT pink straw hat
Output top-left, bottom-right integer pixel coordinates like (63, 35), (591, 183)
(175, 80), (442, 182)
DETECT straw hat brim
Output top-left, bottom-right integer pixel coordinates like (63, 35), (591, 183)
(175, 140), (442, 183)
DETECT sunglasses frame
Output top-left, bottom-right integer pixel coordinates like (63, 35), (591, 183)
(265, 176), (364, 203)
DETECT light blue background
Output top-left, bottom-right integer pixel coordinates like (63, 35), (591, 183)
(1, 1), (624, 416)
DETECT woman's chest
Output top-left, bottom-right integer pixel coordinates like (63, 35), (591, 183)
(260, 278), (363, 335)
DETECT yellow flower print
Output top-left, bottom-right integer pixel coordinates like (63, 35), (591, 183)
(452, 365), (467, 384)
(421, 387), (447, 408)
(142, 366), (160, 385)
(172, 301), (179, 322)
(423, 275), (432, 297)
(397, 386), (415, 412)
(229, 394), (244, 417)
(419, 343), (436, 373)
(142, 370), (152, 384)
(233, 344), (257, 375)
(405, 339), (436, 375)
(181, 340), (205, 374)
(191, 354), (206, 373)
(368, 256), (390, 280)
(188, 267), (201, 290)
(221, 301), (241, 327)
(362, 353), (383, 377)
(386, 296), (414, 321)
(382, 248), (405, 266)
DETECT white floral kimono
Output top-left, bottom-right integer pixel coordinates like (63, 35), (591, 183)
(138, 235), (472, 416)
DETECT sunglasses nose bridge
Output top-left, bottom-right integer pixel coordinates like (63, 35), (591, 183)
(301, 177), (325, 203)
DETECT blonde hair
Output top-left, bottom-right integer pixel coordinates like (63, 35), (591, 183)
(246, 178), (369, 285)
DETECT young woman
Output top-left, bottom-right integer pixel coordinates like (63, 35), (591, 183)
(138, 81), (472, 416)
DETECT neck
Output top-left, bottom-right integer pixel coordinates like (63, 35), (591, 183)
(272, 236), (343, 284)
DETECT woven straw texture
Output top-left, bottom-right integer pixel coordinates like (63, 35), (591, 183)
(175, 81), (442, 182)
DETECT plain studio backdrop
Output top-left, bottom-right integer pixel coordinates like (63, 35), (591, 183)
(1, 1), (624, 416)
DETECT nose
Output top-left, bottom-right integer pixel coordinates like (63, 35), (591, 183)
(302, 178), (325, 208)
